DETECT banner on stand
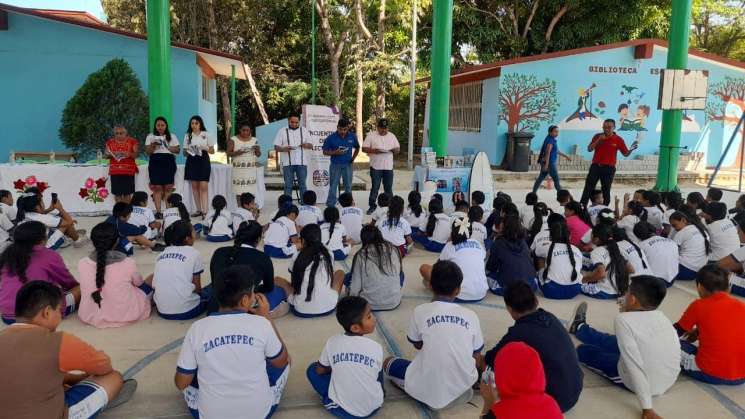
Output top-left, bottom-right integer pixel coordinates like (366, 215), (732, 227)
(302, 104), (339, 203)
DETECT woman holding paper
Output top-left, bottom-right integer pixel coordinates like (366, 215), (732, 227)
(227, 124), (261, 203)
(145, 116), (180, 218)
(105, 125), (140, 204)
(183, 115), (216, 218)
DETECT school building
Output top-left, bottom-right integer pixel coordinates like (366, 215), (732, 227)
(424, 39), (745, 169)
(0, 3), (247, 162)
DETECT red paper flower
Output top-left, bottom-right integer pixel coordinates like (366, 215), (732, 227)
(95, 177), (107, 188)
(79, 188), (89, 199)
(13, 179), (25, 191)
(24, 176), (37, 186)
(37, 182), (49, 194)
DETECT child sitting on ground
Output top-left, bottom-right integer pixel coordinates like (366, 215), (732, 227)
(370, 193), (390, 224)
(534, 216), (583, 299)
(587, 189), (611, 226)
(347, 225), (403, 311)
(669, 209), (710, 280)
(404, 191), (427, 234)
(582, 224), (632, 300)
(716, 210), (745, 296)
(0, 281), (131, 418)
(339, 192), (363, 244)
(232, 192), (258, 233)
(528, 202), (552, 249)
(451, 199), (469, 220)
(569, 275), (680, 419)
(277, 224), (345, 317)
(375, 195), (413, 256)
(634, 221), (679, 285)
(321, 206), (350, 260)
(163, 193), (190, 231)
(0, 221), (80, 324)
(640, 190), (665, 231)
(306, 296), (384, 418)
(416, 199), (451, 252)
(674, 264), (745, 385)
(0, 189), (17, 222)
(486, 215), (536, 295)
(686, 192), (706, 211)
(77, 222), (152, 328)
(263, 204), (300, 259)
(297, 190), (323, 229)
(201, 195), (233, 242)
(153, 221), (209, 320)
(472, 190), (489, 223)
(701, 202), (739, 262)
(129, 191), (161, 240)
(16, 193), (86, 249)
(706, 187), (723, 203)
(468, 206), (487, 247)
(616, 199), (647, 244)
(564, 201), (592, 248)
(384, 260), (484, 410)
(106, 202), (165, 254)
(174, 265), (290, 419)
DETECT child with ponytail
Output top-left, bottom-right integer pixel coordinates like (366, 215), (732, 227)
(404, 191), (427, 233)
(201, 194), (233, 242)
(264, 204), (300, 258)
(322, 206), (350, 260)
(376, 195), (413, 256)
(582, 224), (632, 300)
(616, 200), (647, 244)
(77, 222), (151, 328)
(669, 210), (710, 281)
(417, 198), (451, 252)
(564, 201), (592, 248)
(163, 193), (190, 231)
(641, 190), (665, 230)
(232, 192), (258, 233)
(534, 216), (583, 299)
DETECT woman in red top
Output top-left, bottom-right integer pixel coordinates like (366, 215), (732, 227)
(105, 126), (140, 204)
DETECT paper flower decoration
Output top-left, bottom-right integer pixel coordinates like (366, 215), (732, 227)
(79, 177), (109, 203)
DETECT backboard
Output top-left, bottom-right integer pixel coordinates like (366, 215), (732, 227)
(658, 69), (709, 110)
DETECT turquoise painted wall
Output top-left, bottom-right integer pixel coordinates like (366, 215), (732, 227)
(439, 45), (745, 167)
(0, 12), (216, 162)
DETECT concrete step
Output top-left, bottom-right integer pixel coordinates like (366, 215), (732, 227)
(264, 171), (367, 191)
(491, 169), (700, 184)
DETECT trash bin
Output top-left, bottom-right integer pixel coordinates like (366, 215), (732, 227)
(507, 132), (534, 172)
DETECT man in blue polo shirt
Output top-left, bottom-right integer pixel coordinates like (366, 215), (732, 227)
(323, 118), (360, 207)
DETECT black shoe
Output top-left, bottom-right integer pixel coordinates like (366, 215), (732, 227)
(366, 206), (376, 215)
(568, 302), (588, 334)
(155, 212), (163, 220)
(151, 243), (167, 252)
(190, 211), (202, 218)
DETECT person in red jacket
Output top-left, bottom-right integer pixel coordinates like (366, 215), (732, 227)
(105, 126), (140, 204)
(579, 119), (638, 206)
(480, 342), (563, 419)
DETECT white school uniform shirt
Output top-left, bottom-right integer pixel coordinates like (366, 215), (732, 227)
(318, 334), (384, 417)
(479, 204), (490, 223)
(145, 133), (180, 154)
(273, 126), (312, 166)
(519, 204), (534, 229)
(204, 210), (234, 238)
(662, 208), (676, 226)
(470, 221), (488, 247)
(340, 206), (364, 243)
(264, 216), (298, 248)
(23, 211), (60, 229)
(645, 206), (664, 230)
(534, 242), (583, 286)
(0, 202), (17, 222)
(129, 206), (157, 239)
(640, 236), (679, 283)
(584, 246), (622, 296)
(162, 207), (182, 231)
(287, 253), (339, 315)
(321, 222), (349, 254)
(176, 312), (284, 419)
(439, 240), (488, 301)
(707, 219), (740, 261)
(232, 207), (255, 233)
(404, 207), (427, 230)
(370, 206), (388, 223)
(617, 215), (642, 244)
(183, 132), (216, 155)
(429, 213), (453, 244)
(405, 300), (484, 409)
(587, 204), (611, 225)
(0, 213), (13, 243)
(673, 225), (708, 271)
(450, 210), (467, 220)
(297, 205), (323, 228)
(375, 217), (412, 247)
(618, 240), (653, 276)
(530, 228), (551, 253)
(153, 246), (205, 315)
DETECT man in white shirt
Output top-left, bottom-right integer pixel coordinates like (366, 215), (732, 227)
(362, 119), (400, 215)
(273, 113), (314, 198)
(569, 275), (680, 419)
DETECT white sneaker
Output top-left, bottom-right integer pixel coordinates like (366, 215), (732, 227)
(73, 235), (90, 248)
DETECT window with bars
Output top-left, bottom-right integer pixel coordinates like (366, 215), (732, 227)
(201, 75), (212, 102)
(448, 82), (483, 132)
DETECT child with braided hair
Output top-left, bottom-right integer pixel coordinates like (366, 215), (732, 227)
(534, 216), (583, 299)
(582, 223), (632, 300)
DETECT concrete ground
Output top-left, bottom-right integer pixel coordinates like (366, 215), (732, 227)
(5, 172), (745, 419)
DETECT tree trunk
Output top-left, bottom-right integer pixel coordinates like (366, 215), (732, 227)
(356, 61), (364, 140)
(243, 63), (269, 124)
(219, 79), (232, 144)
(316, 0), (347, 107)
(542, 5), (569, 53)
(375, 0), (387, 118)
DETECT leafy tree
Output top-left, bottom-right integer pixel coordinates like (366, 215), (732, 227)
(691, 0), (745, 60)
(59, 59), (149, 158)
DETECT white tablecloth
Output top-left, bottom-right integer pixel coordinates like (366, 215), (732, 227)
(0, 163), (265, 215)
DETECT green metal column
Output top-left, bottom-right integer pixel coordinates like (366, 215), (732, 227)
(146, 0), (172, 126)
(428, 0), (453, 157)
(230, 64), (236, 137)
(655, 0), (693, 192)
(311, 0), (317, 104)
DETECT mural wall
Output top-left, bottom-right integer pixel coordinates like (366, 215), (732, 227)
(439, 44), (745, 167)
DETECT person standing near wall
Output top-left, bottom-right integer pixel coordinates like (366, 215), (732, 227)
(579, 119), (638, 206)
(183, 115), (216, 218)
(227, 124), (261, 205)
(145, 116), (180, 219)
(105, 126), (140, 204)
(273, 113), (313, 199)
(363, 118), (400, 215)
(532, 125), (570, 194)
(323, 118), (360, 208)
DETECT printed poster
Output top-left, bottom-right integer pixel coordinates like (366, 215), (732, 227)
(302, 104), (339, 203)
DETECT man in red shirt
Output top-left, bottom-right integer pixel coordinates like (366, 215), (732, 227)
(579, 119), (638, 206)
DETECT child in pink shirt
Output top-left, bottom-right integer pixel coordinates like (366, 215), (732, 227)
(77, 222), (151, 328)
(565, 202), (592, 248)
(0, 221), (80, 324)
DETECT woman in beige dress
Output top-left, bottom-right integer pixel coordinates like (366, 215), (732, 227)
(227, 125), (261, 204)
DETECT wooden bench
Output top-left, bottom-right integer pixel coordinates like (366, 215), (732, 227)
(13, 151), (78, 162)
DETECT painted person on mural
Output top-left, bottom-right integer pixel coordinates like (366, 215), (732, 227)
(273, 112), (313, 199)
(579, 119), (638, 206)
(322, 118), (360, 208)
(532, 125), (571, 194)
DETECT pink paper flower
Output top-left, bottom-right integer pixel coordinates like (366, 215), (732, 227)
(98, 188), (109, 199)
(25, 176), (37, 186)
(84, 178), (95, 189)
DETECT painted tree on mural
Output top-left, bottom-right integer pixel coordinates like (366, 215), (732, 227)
(498, 73), (559, 133)
(706, 76), (745, 166)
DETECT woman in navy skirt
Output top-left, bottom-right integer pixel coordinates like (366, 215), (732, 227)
(145, 116), (180, 219)
(183, 116), (216, 218)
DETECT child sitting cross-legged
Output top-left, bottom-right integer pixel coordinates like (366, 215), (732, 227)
(674, 264), (745, 385)
(129, 191), (161, 240)
(232, 192), (258, 233)
(306, 296), (384, 418)
(339, 192), (364, 244)
(569, 275), (680, 419)
(322, 206), (351, 260)
(346, 225), (403, 311)
(297, 190), (323, 230)
(201, 195), (233, 242)
(264, 204), (300, 259)
(384, 260), (484, 410)
(106, 202), (166, 254)
(174, 265), (290, 419)
(375, 195), (413, 257)
(0, 281), (135, 418)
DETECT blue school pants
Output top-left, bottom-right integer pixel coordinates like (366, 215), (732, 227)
(575, 324), (626, 388)
(159, 285), (212, 321)
(674, 264), (698, 281)
(264, 244), (294, 259)
(680, 341), (745, 385)
(540, 281), (582, 300)
(306, 362), (382, 418)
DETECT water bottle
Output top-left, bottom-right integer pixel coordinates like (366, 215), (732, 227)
(8, 150), (15, 163)
(96, 149), (103, 164)
(49, 150), (56, 163)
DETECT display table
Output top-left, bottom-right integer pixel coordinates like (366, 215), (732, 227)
(0, 163), (265, 215)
